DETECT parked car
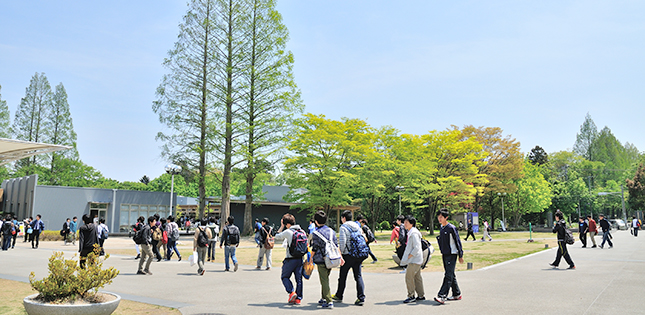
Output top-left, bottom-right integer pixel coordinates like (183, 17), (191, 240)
(609, 219), (627, 230)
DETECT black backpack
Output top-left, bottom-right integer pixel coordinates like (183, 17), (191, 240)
(421, 239), (432, 269)
(289, 228), (309, 258)
(226, 225), (240, 245)
(133, 223), (145, 244)
(197, 227), (209, 247)
(564, 227), (575, 245)
(363, 226), (376, 244)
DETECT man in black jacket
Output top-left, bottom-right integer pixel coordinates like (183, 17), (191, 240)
(598, 214), (613, 249)
(137, 216), (155, 275)
(549, 210), (575, 269)
(578, 217), (588, 248)
(256, 217), (273, 270)
(464, 219), (475, 241)
(78, 214), (98, 269)
(434, 209), (464, 305)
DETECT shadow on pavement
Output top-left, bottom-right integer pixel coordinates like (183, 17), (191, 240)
(247, 302), (320, 311)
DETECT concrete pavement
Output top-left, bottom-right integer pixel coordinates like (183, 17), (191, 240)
(1, 231), (643, 314)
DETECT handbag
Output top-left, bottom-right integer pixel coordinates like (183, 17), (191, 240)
(162, 230), (168, 244)
(27, 227), (33, 234)
(302, 251), (314, 280)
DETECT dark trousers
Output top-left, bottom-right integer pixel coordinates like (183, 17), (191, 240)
(2, 235), (11, 250)
(438, 254), (461, 298)
(11, 233), (17, 248)
(634, 228), (639, 237)
(579, 232), (587, 247)
(465, 230), (475, 241)
(31, 230), (41, 248)
(24, 231), (29, 242)
(335, 254), (366, 301)
(151, 239), (162, 260)
(601, 232), (613, 247)
(62, 232), (70, 244)
(367, 244), (377, 261)
(552, 241), (574, 267)
(208, 240), (216, 260)
(79, 249), (93, 269)
(99, 238), (106, 255)
(281, 258), (303, 299)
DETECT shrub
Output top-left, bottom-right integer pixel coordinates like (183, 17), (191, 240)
(29, 244), (119, 303)
(38, 230), (65, 241)
(379, 221), (391, 231)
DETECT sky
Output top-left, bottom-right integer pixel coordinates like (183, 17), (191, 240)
(1, 1), (644, 182)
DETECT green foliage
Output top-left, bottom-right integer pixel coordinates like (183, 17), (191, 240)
(627, 163), (645, 211)
(506, 160), (552, 226)
(573, 113), (598, 161)
(528, 145), (548, 166)
(0, 84), (9, 138)
(379, 220), (391, 231)
(29, 245), (119, 303)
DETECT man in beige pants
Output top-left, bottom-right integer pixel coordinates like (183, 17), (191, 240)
(194, 218), (213, 275)
(401, 215), (425, 303)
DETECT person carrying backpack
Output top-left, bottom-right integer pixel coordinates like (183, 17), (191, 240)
(132, 216), (145, 259)
(400, 215), (425, 303)
(549, 210), (575, 269)
(1, 215), (14, 251)
(598, 214), (613, 249)
(274, 213), (306, 305)
(219, 216), (240, 272)
(193, 218), (212, 275)
(207, 217), (219, 262)
(332, 210), (368, 306)
(434, 209), (464, 305)
(256, 217), (273, 270)
(311, 211), (341, 309)
(359, 219), (378, 263)
(78, 214), (99, 269)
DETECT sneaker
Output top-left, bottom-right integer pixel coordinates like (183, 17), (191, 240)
(135, 254), (140, 260)
(266, 267), (271, 270)
(415, 296), (426, 301)
(321, 301), (333, 309)
(591, 245), (597, 248)
(371, 260), (378, 264)
(582, 246), (586, 248)
(331, 294), (342, 302)
(434, 296), (446, 305)
(234, 262), (239, 272)
(354, 299), (364, 306)
(549, 263), (558, 268)
(225, 269), (230, 272)
(403, 297), (416, 303)
(137, 270), (146, 275)
(178, 256), (182, 261)
(145, 270), (153, 275)
(200, 270), (205, 275)
(599, 245), (603, 249)
(567, 266), (576, 270)
(318, 299), (325, 305)
(288, 292), (297, 304)
(399, 268), (407, 274)
(609, 246), (613, 249)
(447, 295), (461, 301)
(294, 299), (301, 305)
(256, 266), (261, 269)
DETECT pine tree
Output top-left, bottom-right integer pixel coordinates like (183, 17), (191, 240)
(0, 85), (9, 138)
(49, 83), (78, 182)
(12, 73), (53, 168)
(573, 113), (598, 161)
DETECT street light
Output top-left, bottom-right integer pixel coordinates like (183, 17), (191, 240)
(497, 192), (507, 230)
(395, 186), (404, 216)
(165, 164), (182, 217)
(598, 184), (627, 224)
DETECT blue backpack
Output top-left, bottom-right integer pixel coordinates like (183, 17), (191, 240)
(343, 224), (370, 259)
(289, 228), (308, 258)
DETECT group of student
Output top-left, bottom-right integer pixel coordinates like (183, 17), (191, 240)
(0, 214), (46, 250)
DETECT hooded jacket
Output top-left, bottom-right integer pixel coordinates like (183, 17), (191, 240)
(339, 221), (365, 255)
(552, 219), (567, 241)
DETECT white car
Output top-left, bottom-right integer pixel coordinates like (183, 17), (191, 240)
(609, 219), (627, 230)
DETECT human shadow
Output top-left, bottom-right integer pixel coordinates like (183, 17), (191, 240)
(247, 302), (320, 311)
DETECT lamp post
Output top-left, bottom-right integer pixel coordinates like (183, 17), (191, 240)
(598, 184), (627, 225)
(497, 192), (507, 229)
(395, 186), (404, 216)
(165, 164), (182, 217)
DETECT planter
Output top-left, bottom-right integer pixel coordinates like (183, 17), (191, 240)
(23, 292), (121, 315)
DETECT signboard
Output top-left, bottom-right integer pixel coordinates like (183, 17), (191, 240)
(467, 212), (479, 233)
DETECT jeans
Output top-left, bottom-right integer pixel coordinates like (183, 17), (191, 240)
(317, 264), (332, 302)
(31, 230), (41, 248)
(579, 232), (587, 247)
(281, 257), (303, 299)
(224, 245), (238, 270)
(167, 239), (181, 260)
(2, 235), (11, 250)
(151, 240), (162, 260)
(601, 231), (613, 248)
(438, 254), (461, 298)
(367, 245), (377, 261)
(552, 241), (574, 267)
(208, 240), (217, 260)
(335, 254), (365, 301)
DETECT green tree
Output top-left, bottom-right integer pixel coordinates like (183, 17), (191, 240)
(239, 0), (303, 234)
(0, 85), (10, 180)
(506, 160), (552, 227)
(528, 145), (548, 166)
(573, 113), (598, 161)
(626, 163), (645, 212)
(12, 73), (53, 168)
(48, 83), (78, 184)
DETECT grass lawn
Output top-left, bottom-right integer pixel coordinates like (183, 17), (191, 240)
(0, 279), (181, 315)
(106, 231), (559, 274)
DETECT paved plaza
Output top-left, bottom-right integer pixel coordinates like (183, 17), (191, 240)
(1, 231), (643, 315)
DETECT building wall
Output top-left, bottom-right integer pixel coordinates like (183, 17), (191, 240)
(1, 175), (38, 221)
(228, 202), (310, 235)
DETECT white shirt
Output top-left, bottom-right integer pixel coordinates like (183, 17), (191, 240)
(633, 219), (639, 228)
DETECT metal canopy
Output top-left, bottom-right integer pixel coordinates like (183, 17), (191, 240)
(0, 138), (72, 166)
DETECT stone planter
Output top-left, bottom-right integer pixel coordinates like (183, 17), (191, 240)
(23, 292), (121, 315)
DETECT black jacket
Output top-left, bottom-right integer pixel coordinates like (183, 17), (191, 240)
(398, 224), (407, 245)
(578, 221), (588, 233)
(437, 223), (463, 258)
(79, 223), (99, 253)
(599, 218), (611, 232)
(141, 224), (152, 245)
(258, 225), (272, 247)
(310, 225), (337, 265)
(552, 219), (567, 241)
(220, 224), (240, 246)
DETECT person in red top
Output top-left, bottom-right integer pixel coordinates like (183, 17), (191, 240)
(390, 224), (400, 244)
(587, 215), (598, 248)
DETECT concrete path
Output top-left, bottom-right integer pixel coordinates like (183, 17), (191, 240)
(1, 231), (643, 314)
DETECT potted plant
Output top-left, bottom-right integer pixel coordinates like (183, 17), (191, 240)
(24, 244), (121, 315)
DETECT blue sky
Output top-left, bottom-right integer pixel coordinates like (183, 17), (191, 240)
(1, 1), (644, 181)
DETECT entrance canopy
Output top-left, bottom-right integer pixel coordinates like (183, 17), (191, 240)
(0, 138), (72, 166)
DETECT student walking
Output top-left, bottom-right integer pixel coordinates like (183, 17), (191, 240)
(194, 218), (212, 275)
(360, 219), (378, 263)
(632, 216), (640, 237)
(434, 209), (464, 305)
(219, 216), (240, 272)
(393, 215), (408, 268)
(1, 215), (14, 251)
(70, 217), (78, 245)
(166, 216), (182, 261)
(481, 220), (492, 241)
(587, 215), (597, 248)
(62, 218), (71, 245)
(578, 217), (588, 248)
(401, 215), (425, 303)
(151, 218), (163, 261)
(274, 213), (306, 305)
(464, 219), (475, 241)
(23, 217), (32, 243)
(136, 216), (155, 275)
(133, 217), (145, 259)
(97, 218), (109, 255)
(207, 217), (219, 262)
(78, 214), (99, 269)
(332, 210), (368, 306)
(256, 218), (273, 270)
(598, 214), (613, 249)
(254, 218), (262, 246)
(11, 217), (18, 249)
(311, 211), (340, 309)
(549, 210), (575, 269)
(30, 214), (45, 249)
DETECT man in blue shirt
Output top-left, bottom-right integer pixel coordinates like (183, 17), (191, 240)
(30, 214), (45, 249)
(70, 216), (78, 245)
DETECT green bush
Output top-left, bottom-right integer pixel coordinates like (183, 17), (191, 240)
(29, 244), (119, 303)
(379, 221), (391, 231)
(39, 230), (64, 241)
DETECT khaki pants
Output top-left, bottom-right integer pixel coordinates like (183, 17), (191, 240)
(317, 264), (332, 303)
(138, 244), (153, 273)
(589, 232), (597, 246)
(157, 241), (166, 258)
(257, 246), (272, 268)
(405, 263), (425, 298)
(197, 246), (207, 273)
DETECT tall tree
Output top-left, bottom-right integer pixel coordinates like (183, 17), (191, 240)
(506, 160), (552, 227)
(0, 85), (9, 138)
(48, 83), (78, 183)
(12, 72), (53, 168)
(626, 163), (645, 212)
(528, 145), (548, 166)
(153, 0), (219, 219)
(239, 0), (303, 234)
(573, 113), (598, 161)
